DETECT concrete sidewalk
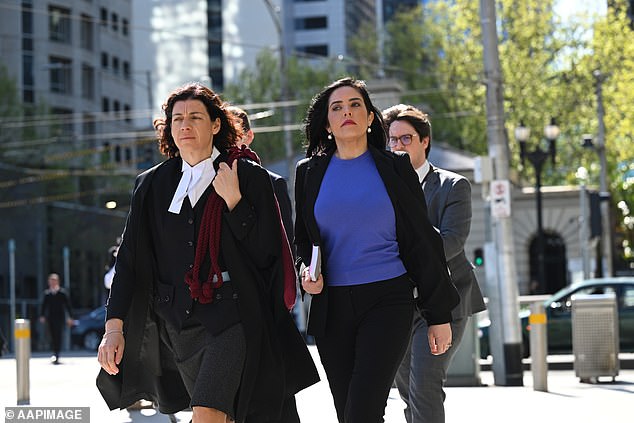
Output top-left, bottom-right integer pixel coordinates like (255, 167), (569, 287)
(1, 348), (632, 422)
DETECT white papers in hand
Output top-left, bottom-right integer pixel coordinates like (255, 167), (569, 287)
(309, 244), (321, 281)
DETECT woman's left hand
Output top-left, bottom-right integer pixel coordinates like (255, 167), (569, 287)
(427, 323), (453, 355)
(301, 267), (324, 295)
(213, 159), (242, 211)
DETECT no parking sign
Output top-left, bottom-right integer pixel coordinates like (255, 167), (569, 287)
(490, 179), (511, 218)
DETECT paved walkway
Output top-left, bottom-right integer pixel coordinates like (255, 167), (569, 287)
(1, 348), (633, 422)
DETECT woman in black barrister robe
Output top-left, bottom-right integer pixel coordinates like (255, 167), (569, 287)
(97, 83), (318, 423)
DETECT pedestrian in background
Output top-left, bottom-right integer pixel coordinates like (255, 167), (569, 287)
(227, 106), (294, 249)
(39, 273), (73, 364)
(294, 77), (459, 423)
(97, 82), (318, 423)
(383, 104), (486, 423)
(227, 105), (309, 341)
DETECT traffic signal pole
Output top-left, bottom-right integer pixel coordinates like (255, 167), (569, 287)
(480, 0), (524, 386)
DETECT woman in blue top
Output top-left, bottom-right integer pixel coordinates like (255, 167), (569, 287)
(294, 77), (460, 423)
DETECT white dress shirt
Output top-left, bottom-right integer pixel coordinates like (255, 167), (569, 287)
(415, 160), (431, 185)
(168, 148), (221, 214)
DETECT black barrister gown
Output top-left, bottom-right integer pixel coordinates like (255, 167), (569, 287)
(97, 152), (319, 422)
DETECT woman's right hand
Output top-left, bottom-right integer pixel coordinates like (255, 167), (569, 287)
(98, 318), (125, 375)
(301, 267), (324, 294)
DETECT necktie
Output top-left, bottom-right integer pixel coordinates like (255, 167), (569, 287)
(168, 163), (193, 214)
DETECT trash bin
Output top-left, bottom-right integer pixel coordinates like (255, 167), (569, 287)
(571, 293), (619, 382)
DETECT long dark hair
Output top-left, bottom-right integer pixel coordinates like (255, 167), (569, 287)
(303, 77), (387, 157)
(153, 82), (242, 158)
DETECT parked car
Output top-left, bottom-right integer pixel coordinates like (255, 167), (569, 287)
(479, 277), (634, 359)
(71, 306), (105, 351)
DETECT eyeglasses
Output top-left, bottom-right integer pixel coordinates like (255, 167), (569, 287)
(388, 133), (418, 147)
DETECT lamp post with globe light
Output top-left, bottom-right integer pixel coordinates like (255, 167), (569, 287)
(514, 118), (560, 294)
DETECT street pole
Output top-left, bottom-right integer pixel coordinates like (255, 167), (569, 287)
(579, 181), (591, 279)
(263, 0), (295, 200)
(146, 70), (154, 128)
(522, 149), (550, 294)
(9, 239), (16, 352)
(576, 166), (591, 279)
(533, 154), (546, 294)
(480, 0), (523, 386)
(594, 70), (613, 277)
(63, 246), (70, 352)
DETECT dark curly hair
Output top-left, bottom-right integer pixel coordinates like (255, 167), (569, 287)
(153, 82), (243, 158)
(382, 104), (432, 157)
(303, 77), (387, 157)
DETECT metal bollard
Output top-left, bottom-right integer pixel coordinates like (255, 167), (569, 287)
(529, 302), (548, 392)
(15, 319), (31, 405)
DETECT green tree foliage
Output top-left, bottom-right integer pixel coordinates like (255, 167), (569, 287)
(348, 0), (633, 266)
(583, 1), (634, 264)
(223, 50), (344, 164)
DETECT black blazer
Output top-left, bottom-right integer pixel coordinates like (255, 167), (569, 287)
(269, 170), (294, 255)
(99, 153), (319, 422)
(294, 145), (460, 337)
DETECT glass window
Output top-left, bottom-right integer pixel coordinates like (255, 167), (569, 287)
(102, 97), (110, 113)
(124, 104), (131, 123)
(622, 286), (634, 309)
(49, 57), (72, 94)
(111, 12), (118, 32)
(22, 1), (33, 34)
(100, 7), (107, 27)
(22, 53), (33, 86)
(22, 38), (33, 51)
(297, 44), (328, 57)
(113, 100), (120, 112)
(83, 115), (96, 137)
(294, 16), (327, 30)
(49, 5), (72, 44)
(23, 88), (34, 104)
(80, 14), (94, 51)
(101, 52), (108, 69)
(112, 57), (119, 75)
(122, 18), (129, 36)
(51, 108), (73, 136)
(123, 61), (130, 80)
(81, 64), (95, 99)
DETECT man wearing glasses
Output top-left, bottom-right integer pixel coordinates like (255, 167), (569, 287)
(383, 104), (486, 423)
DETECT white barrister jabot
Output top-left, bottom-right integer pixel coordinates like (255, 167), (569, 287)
(168, 147), (220, 214)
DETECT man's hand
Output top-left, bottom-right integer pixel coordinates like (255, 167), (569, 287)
(428, 323), (453, 355)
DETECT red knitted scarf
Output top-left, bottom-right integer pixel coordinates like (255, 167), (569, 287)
(184, 145), (297, 310)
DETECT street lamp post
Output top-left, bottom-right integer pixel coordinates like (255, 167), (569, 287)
(263, 0), (295, 196)
(514, 118), (560, 294)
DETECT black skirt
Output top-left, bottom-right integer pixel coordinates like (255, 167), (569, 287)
(161, 318), (246, 419)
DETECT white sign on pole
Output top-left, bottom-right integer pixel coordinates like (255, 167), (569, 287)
(490, 179), (511, 218)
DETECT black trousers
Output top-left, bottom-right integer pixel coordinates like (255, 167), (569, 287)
(48, 320), (63, 356)
(315, 275), (414, 423)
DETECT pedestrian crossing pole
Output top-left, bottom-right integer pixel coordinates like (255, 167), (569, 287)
(480, 0), (523, 386)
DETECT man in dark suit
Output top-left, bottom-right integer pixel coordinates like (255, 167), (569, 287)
(384, 104), (486, 423)
(39, 273), (73, 364)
